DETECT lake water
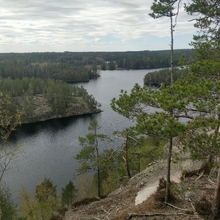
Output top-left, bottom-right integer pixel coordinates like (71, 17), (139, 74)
(3, 69), (157, 204)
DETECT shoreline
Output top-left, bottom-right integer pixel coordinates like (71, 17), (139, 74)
(21, 108), (103, 125)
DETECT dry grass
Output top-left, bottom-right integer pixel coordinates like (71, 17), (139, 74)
(64, 159), (216, 220)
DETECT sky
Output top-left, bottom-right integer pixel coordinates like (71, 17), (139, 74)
(0, 0), (198, 53)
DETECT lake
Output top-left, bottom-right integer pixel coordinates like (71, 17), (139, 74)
(3, 69), (158, 204)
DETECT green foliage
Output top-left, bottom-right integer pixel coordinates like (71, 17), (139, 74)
(149, 0), (178, 19)
(0, 50), (194, 75)
(0, 185), (17, 220)
(99, 133), (164, 195)
(108, 61), (116, 70)
(111, 83), (187, 139)
(0, 61), (90, 82)
(185, 0), (220, 33)
(0, 77), (98, 123)
(61, 181), (78, 208)
(75, 119), (111, 197)
(35, 179), (57, 206)
(19, 187), (36, 220)
(19, 179), (61, 220)
(144, 67), (189, 86)
(75, 120), (109, 173)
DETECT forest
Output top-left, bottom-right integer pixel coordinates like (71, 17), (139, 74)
(0, 77), (99, 123)
(1, 0), (220, 218)
(0, 49), (194, 83)
(144, 67), (189, 86)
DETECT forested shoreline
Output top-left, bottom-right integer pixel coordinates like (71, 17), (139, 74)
(144, 67), (189, 86)
(0, 49), (194, 83)
(0, 77), (100, 124)
(0, 50), (194, 124)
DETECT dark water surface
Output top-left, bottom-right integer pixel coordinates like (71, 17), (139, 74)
(3, 69), (157, 204)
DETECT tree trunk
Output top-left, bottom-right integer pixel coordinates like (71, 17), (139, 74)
(165, 9), (174, 204)
(212, 168), (220, 219)
(165, 135), (173, 203)
(0, 189), (1, 220)
(125, 135), (132, 179)
(170, 13), (174, 84)
(97, 164), (101, 198)
(95, 138), (101, 198)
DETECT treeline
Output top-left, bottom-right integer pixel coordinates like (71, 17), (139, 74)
(0, 61), (95, 83)
(0, 50), (195, 83)
(144, 68), (189, 86)
(0, 50), (194, 67)
(0, 77), (98, 123)
(116, 49), (194, 69)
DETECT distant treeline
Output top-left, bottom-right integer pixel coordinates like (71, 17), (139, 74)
(115, 49), (194, 69)
(144, 68), (189, 86)
(0, 50), (194, 82)
(0, 77), (98, 123)
(0, 61), (96, 83)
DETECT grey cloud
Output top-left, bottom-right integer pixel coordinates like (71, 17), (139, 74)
(0, 0), (197, 52)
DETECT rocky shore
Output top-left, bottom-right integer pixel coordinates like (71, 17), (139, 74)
(20, 95), (102, 124)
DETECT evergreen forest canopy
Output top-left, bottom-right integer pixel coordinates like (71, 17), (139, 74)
(0, 77), (98, 123)
(144, 67), (189, 86)
(0, 49), (194, 83)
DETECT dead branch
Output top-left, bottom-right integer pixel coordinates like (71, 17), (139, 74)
(188, 199), (196, 211)
(208, 176), (216, 186)
(195, 170), (205, 181)
(100, 206), (109, 214)
(127, 213), (192, 219)
(164, 202), (189, 211)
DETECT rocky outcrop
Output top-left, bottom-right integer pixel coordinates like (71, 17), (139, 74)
(20, 95), (101, 124)
(63, 147), (206, 220)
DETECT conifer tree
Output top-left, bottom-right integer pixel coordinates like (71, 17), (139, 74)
(61, 181), (78, 208)
(149, 0), (182, 202)
(149, 0), (182, 83)
(75, 119), (111, 197)
(185, 1), (220, 218)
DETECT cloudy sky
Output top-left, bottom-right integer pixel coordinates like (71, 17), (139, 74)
(0, 0), (198, 53)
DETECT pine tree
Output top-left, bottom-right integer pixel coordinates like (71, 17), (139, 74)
(61, 181), (78, 208)
(75, 119), (111, 197)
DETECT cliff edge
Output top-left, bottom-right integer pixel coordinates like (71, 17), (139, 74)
(63, 146), (215, 220)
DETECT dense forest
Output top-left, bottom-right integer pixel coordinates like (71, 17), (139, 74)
(0, 77), (99, 123)
(144, 67), (189, 86)
(0, 49), (194, 83)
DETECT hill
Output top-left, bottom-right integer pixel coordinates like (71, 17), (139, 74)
(63, 145), (215, 220)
